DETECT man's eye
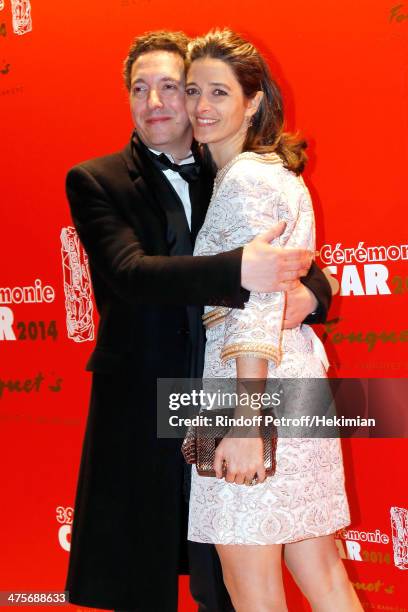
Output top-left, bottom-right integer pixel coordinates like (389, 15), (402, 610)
(132, 86), (147, 96)
(163, 83), (178, 90)
(213, 89), (227, 96)
(186, 87), (199, 96)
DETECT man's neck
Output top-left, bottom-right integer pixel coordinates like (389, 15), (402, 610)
(159, 148), (193, 164)
(136, 133), (193, 164)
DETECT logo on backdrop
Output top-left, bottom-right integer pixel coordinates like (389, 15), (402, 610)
(0, 1), (32, 35)
(335, 505), (408, 571)
(0, 371), (63, 400)
(390, 506), (408, 570)
(317, 242), (408, 297)
(10, 0), (32, 35)
(0, 279), (57, 342)
(389, 4), (408, 23)
(56, 506), (73, 552)
(336, 527), (390, 563)
(0, 2), (30, 96)
(60, 227), (94, 343)
(322, 317), (408, 354)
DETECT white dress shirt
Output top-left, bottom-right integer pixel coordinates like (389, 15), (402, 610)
(149, 148), (193, 230)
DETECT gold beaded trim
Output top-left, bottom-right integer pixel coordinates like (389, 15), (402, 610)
(221, 342), (281, 365)
(202, 307), (230, 329)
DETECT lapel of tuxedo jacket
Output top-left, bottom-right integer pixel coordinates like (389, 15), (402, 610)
(122, 138), (194, 256)
(189, 163), (213, 247)
(121, 137), (209, 377)
(119, 142), (170, 255)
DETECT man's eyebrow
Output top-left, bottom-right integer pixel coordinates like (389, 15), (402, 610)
(130, 76), (181, 87)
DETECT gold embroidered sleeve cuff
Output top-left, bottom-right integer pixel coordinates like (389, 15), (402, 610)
(221, 342), (281, 365)
(202, 306), (230, 329)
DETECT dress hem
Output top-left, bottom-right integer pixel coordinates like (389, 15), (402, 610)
(187, 520), (350, 546)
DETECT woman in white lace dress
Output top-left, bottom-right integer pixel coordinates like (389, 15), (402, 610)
(185, 30), (362, 611)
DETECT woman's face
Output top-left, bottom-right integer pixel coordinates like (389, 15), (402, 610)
(185, 57), (253, 147)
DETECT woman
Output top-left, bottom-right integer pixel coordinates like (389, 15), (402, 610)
(185, 29), (362, 611)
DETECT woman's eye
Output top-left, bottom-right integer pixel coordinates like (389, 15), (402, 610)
(186, 87), (199, 96)
(163, 83), (177, 90)
(213, 89), (227, 96)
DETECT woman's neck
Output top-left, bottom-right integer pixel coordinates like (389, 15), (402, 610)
(209, 132), (246, 169)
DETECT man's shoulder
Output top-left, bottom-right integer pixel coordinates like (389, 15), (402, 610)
(67, 146), (134, 184)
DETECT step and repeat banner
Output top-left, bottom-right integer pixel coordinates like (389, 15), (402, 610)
(1, 0), (407, 610)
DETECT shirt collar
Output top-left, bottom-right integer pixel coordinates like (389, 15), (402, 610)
(148, 147), (195, 167)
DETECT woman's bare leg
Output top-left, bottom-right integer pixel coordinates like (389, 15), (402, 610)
(215, 543), (287, 612)
(284, 535), (363, 611)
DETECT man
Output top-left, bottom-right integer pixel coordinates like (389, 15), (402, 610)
(65, 31), (331, 612)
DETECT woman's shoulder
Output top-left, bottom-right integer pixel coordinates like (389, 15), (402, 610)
(227, 151), (281, 173)
(220, 152), (302, 191)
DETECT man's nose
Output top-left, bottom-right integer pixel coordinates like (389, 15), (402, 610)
(147, 88), (163, 109)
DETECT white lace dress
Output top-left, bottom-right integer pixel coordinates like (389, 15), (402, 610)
(188, 153), (350, 545)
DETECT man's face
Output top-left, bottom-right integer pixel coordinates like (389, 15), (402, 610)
(129, 51), (192, 156)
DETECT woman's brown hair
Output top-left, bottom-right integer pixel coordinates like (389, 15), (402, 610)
(187, 29), (307, 174)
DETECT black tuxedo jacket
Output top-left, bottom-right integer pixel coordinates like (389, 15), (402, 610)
(65, 136), (332, 611)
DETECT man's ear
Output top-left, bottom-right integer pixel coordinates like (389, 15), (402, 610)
(246, 90), (264, 118)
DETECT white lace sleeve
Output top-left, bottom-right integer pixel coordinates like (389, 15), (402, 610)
(217, 165), (291, 366)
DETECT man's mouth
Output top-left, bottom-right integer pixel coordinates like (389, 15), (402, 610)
(146, 116), (172, 124)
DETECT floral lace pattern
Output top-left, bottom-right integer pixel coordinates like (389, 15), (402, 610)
(188, 155), (350, 544)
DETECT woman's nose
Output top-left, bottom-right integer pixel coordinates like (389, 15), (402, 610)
(195, 95), (211, 114)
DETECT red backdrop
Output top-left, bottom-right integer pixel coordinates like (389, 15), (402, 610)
(1, 0), (407, 610)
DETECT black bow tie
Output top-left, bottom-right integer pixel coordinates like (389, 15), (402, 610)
(152, 152), (200, 183)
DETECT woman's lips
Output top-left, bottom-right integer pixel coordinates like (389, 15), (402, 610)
(195, 117), (218, 127)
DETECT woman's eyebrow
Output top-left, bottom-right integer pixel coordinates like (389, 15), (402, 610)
(185, 80), (231, 90)
(208, 82), (231, 90)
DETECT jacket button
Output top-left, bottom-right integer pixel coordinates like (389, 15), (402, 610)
(177, 328), (190, 336)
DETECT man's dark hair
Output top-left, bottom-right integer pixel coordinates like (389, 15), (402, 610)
(123, 30), (190, 91)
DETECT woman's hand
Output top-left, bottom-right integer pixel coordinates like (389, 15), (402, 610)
(214, 435), (266, 485)
(214, 357), (268, 485)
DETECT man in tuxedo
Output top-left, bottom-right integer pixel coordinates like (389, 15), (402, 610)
(65, 31), (331, 612)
